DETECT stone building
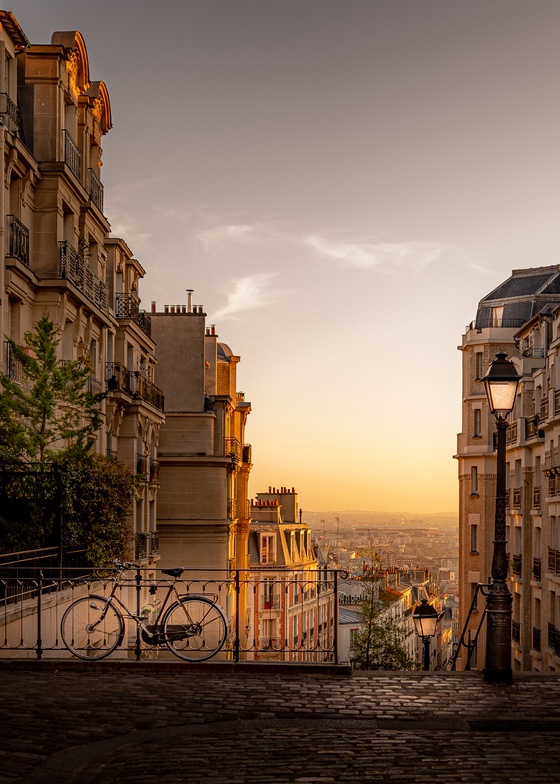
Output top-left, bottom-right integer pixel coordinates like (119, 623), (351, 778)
(0, 15), (163, 566)
(457, 266), (560, 671)
(248, 487), (335, 661)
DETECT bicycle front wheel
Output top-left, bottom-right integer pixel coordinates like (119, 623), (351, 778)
(61, 595), (124, 660)
(163, 597), (227, 661)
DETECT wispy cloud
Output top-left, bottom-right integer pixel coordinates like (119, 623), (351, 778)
(197, 223), (263, 251)
(209, 273), (278, 321)
(303, 235), (445, 273)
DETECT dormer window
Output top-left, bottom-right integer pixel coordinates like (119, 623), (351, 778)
(261, 534), (276, 564)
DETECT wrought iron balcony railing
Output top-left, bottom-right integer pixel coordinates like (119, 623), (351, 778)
(548, 622), (560, 657)
(533, 486), (541, 509)
(115, 294), (151, 337)
(511, 553), (522, 577)
(512, 620), (521, 644)
(7, 215), (29, 265)
(541, 398), (549, 420)
(506, 422), (518, 445)
(3, 341), (23, 383)
(59, 242), (108, 313)
(533, 626), (541, 652)
(134, 531), (159, 560)
(105, 362), (164, 412)
(224, 438), (242, 461)
(0, 92), (20, 134)
(63, 130), (81, 180)
(512, 487), (522, 509)
(87, 168), (104, 212)
(533, 557), (542, 582)
(548, 547), (560, 576)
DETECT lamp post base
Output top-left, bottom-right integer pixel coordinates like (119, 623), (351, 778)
(484, 579), (512, 684)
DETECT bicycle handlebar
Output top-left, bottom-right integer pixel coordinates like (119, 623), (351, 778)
(113, 559), (140, 570)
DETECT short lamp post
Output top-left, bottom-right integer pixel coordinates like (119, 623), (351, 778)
(481, 352), (521, 684)
(413, 599), (439, 671)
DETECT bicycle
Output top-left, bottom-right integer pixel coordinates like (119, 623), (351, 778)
(60, 560), (228, 662)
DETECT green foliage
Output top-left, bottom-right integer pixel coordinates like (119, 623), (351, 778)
(351, 579), (415, 671)
(0, 312), (105, 465)
(0, 314), (135, 563)
(56, 453), (136, 565)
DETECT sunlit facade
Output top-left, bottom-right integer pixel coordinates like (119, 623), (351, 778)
(457, 266), (560, 671)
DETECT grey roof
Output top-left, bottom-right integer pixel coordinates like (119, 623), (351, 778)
(475, 266), (560, 329)
(339, 607), (362, 624)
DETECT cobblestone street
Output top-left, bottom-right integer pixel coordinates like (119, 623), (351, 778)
(2, 662), (560, 784)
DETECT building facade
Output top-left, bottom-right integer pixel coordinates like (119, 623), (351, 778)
(457, 266), (560, 671)
(1, 15), (163, 567)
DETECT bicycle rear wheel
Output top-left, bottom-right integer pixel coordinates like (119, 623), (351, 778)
(61, 595), (124, 660)
(163, 597), (227, 661)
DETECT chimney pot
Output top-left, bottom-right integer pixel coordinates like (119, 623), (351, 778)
(151, 301), (156, 313)
(187, 290), (193, 313)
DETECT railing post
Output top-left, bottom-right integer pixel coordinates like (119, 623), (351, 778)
(234, 569), (240, 663)
(135, 565), (142, 661)
(333, 569), (339, 665)
(36, 570), (43, 659)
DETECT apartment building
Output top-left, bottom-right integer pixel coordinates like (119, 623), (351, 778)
(248, 487), (335, 662)
(1, 15), (163, 566)
(150, 304), (252, 574)
(457, 266), (560, 671)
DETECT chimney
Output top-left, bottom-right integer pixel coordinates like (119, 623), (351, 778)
(211, 324), (216, 335)
(151, 301), (156, 313)
(187, 290), (193, 313)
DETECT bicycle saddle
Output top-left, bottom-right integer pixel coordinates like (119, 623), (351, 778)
(161, 567), (184, 578)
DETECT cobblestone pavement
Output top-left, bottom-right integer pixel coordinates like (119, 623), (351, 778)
(2, 662), (560, 784)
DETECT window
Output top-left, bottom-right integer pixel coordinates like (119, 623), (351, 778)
(475, 352), (484, 380)
(473, 409), (482, 438)
(491, 306), (504, 327)
(261, 534), (276, 564)
(470, 524), (478, 553)
(471, 466), (478, 494)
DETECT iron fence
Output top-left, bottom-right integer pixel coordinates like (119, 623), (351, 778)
(0, 566), (343, 663)
(7, 215), (29, 265)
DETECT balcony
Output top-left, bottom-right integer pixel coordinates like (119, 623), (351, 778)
(7, 216), (29, 265)
(59, 242), (108, 313)
(548, 622), (560, 657)
(512, 487), (522, 509)
(63, 130), (81, 180)
(511, 553), (522, 577)
(134, 531), (159, 561)
(512, 620), (521, 644)
(87, 168), (104, 212)
(224, 438), (242, 461)
(242, 444), (252, 464)
(541, 398), (549, 420)
(0, 92), (20, 135)
(115, 294), (151, 337)
(533, 626), (541, 652)
(533, 557), (542, 582)
(105, 363), (164, 412)
(262, 595), (281, 611)
(3, 341), (23, 383)
(136, 456), (147, 477)
(533, 486), (541, 510)
(548, 547), (560, 576)
(506, 422), (518, 445)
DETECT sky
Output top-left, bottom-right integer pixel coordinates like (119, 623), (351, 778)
(11, 0), (560, 514)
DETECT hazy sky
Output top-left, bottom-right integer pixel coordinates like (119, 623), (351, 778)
(12, 1), (560, 513)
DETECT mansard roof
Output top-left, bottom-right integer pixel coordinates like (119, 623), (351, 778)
(475, 265), (560, 329)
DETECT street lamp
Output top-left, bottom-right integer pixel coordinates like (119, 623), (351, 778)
(481, 351), (521, 683)
(413, 599), (439, 671)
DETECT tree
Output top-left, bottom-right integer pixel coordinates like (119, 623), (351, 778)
(0, 314), (136, 563)
(0, 312), (105, 466)
(351, 577), (415, 671)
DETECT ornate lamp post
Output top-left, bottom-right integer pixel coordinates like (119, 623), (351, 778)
(413, 598), (439, 671)
(481, 352), (521, 683)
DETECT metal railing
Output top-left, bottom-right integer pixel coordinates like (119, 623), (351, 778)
(533, 486), (541, 509)
(105, 363), (164, 412)
(63, 130), (81, 180)
(88, 168), (104, 212)
(548, 622), (560, 657)
(224, 438), (243, 461)
(512, 620), (521, 644)
(59, 241), (108, 313)
(115, 294), (152, 337)
(533, 557), (542, 581)
(134, 531), (159, 560)
(0, 566), (342, 663)
(541, 398), (549, 420)
(511, 554), (522, 577)
(474, 317), (527, 329)
(0, 92), (20, 134)
(548, 547), (560, 576)
(512, 487), (521, 509)
(506, 422), (518, 445)
(7, 215), (29, 265)
(3, 341), (23, 383)
(533, 626), (541, 652)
